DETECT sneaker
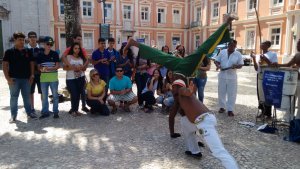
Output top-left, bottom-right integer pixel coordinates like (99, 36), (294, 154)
(81, 107), (90, 112)
(68, 109), (72, 114)
(218, 108), (225, 113)
(53, 114), (59, 119)
(185, 151), (202, 158)
(228, 111), (234, 117)
(39, 114), (50, 119)
(9, 117), (16, 123)
(28, 113), (38, 119)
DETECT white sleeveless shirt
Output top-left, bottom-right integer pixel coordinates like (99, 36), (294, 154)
(66, 55), (85, 80)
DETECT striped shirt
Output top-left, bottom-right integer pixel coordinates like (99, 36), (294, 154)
(37, 50), (59, 82)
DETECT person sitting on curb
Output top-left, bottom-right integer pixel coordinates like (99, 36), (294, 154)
(107, 66), (138, 113)
(86, 69), (110, 116)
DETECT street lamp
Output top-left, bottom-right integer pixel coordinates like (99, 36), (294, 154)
(97, 0), (106, 24)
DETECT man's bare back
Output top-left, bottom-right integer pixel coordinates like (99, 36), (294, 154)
(177, 87), (210, 123)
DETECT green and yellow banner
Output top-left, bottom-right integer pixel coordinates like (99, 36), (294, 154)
(138, 23), (231, 77)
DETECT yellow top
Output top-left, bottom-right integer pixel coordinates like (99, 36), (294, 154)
(86, 80), (106, 96)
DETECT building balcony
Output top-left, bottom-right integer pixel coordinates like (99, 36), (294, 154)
(190, 21), (202, 28)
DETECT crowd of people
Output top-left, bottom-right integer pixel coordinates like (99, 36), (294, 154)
(3, 31), (213, 122)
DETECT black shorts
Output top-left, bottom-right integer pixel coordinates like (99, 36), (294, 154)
(31, 74), (42, 94)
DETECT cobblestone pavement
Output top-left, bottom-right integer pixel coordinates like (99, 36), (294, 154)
(0, 66), (300, 169)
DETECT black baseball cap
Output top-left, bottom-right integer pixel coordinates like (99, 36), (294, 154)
(44, 36), (54, 45)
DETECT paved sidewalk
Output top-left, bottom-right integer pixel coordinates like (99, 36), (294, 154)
(0, 67), (300, 169)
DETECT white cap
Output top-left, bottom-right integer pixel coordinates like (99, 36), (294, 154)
(172, 79), (186, 87)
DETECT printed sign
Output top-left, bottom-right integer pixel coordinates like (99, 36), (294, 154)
(262, 71), (285, 108)
(99, 24), (110, 40)
(136, 38), (145, 44)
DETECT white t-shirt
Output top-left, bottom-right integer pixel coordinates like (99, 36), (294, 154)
(142, 79), (158, 94)
(66, 55), (85, 80)
(255, 51), (278, 73)
(215, 49), (244, 79)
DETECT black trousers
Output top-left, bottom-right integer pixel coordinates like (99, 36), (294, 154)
(86, 99), (110, 116)
(140, 91), (156, 108)
(257, 74), (272, 117)
(135, 73), (149, 105)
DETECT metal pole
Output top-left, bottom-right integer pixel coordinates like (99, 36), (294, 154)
(227, 0), (229, 14)
(103, 0), (106, 24)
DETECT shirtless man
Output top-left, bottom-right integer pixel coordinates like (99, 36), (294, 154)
(171, 79), (239, 169)
(273, 39), (300, 119)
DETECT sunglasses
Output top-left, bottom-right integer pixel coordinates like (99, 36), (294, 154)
(29, 36), (37, 38)
(93, 73), (99, 77)
(46, 43), (53, 46)
(116, 70), (123, 72)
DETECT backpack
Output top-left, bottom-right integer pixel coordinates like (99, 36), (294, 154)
(288, 119), (300, 142)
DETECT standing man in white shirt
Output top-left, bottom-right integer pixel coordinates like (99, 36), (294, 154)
(250, 41), (278, 118)
(215, 40), (244, 116)
(27, 31), (43, 114)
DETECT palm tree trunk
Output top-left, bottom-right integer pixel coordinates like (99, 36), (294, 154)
(64, 0), (81, 47)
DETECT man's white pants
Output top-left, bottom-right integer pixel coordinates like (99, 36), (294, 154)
(218, 77), (237, 111)
(180, 116), (201, 154)
(195, 113), (239, 169)
(295, 80), (300, 119)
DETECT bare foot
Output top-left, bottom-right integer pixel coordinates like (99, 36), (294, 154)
(225, 13), (239, 25)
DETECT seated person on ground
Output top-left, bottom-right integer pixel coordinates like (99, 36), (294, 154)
(140, 69), (163, 113)
(86, 69), (110, 116)
(107, 66), (138, 113)
(157, 69), (174, 112)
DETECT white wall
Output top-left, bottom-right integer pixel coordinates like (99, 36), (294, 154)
(1, 0), (51, 50)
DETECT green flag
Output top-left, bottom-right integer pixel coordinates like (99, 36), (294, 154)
(138, 23), (231, 77)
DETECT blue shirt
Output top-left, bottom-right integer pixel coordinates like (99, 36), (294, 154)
(160, 66), (167, 78)
(92, 49), (110, 77)
(106, 48), (120, 77)
(109, 76), (132, 91)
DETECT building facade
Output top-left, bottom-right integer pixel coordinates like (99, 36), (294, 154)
(2, 0), (299, 60)
(189, 0), (300, 61)
(51, 0), (190, 54)
(0, 0), (50, 58)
